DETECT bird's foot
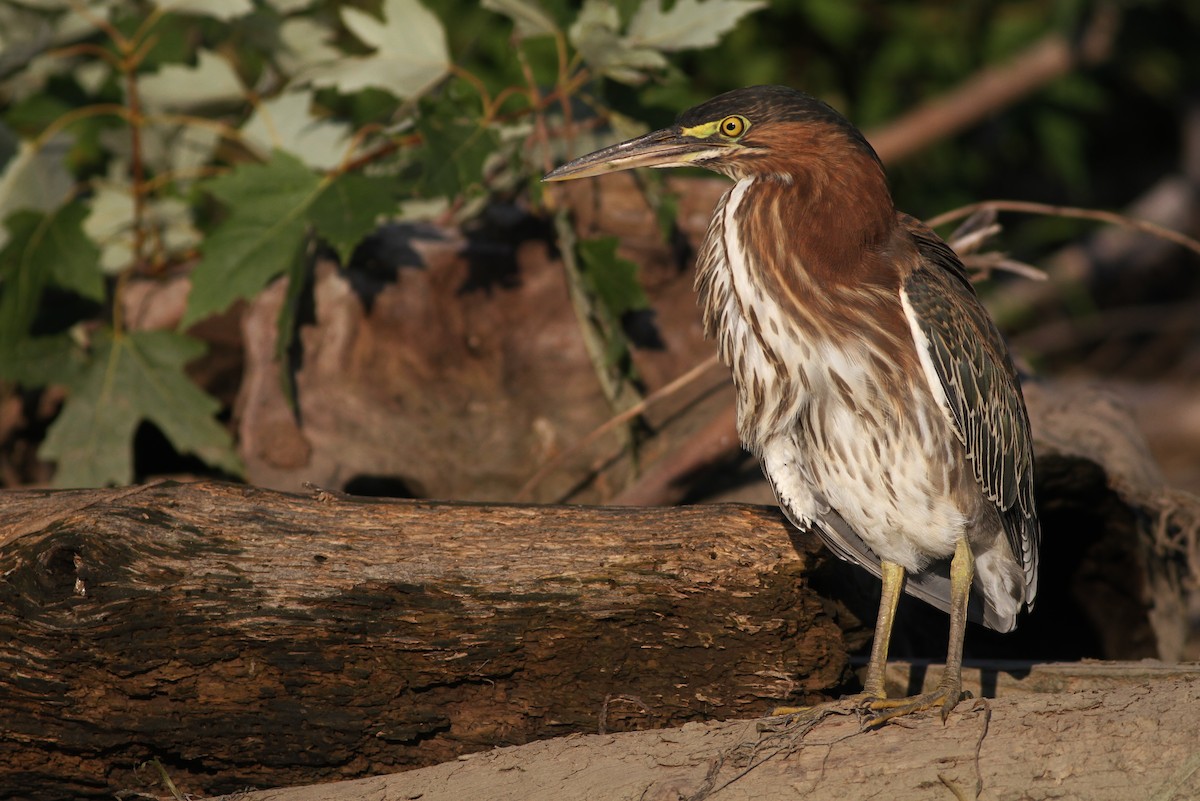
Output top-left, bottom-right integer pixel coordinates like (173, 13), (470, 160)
(768, 690), (882, 720)
(865, 683), (970, 727)
(841, 690), (886, 706)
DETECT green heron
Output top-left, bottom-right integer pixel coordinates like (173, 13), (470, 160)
(545, 85), (1039, 723)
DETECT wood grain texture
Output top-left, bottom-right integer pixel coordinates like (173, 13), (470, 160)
(0, 480), (853, 800)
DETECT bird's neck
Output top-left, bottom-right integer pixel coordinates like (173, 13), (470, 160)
(752, 148), (896, 288)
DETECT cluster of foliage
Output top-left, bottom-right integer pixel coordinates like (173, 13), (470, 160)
(0, 0), (766, 487)
(4, 0), (1194, 489)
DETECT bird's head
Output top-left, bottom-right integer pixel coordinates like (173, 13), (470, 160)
(544, 85), (882, 184)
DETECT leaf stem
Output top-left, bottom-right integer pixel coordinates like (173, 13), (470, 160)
(448, 64), (493, 118)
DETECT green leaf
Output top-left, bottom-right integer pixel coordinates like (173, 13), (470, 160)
(0, 333), (86, 388)
(627, 0), (766, 52)
(413, 109), (499, 199)
(577, 235), (650, 319)
(0, 136), (75, 248)
(309, 173), (395, 263)
(0, 201), (102, 349)
(274, 232), (315, 412)
(183, 151), (320, 327)
(577, 234), (650, 374)
(39, 329), (243, 488)
(482, 0), (559, 38)
(241, 90), (354, 171)
(554, 213), (642, 406)
(3, 93), (72, 138)
(308, 0), (449, 100)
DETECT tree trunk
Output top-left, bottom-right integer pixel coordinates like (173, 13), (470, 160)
(0, 481), (852, 800)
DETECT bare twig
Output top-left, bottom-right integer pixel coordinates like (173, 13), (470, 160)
(927, 199), (1200, 259)
(612, 403), (739, 507)
(960, 252), (1048, 282)
(515, 356), (724, 501)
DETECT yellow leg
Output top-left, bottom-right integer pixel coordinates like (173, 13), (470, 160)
(773, 560), (905, 717)
(861, 560), (906, 699)
(869, 537), (974, 724)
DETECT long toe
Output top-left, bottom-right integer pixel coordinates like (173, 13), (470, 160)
(841, 690), (887, 710)
(866, 684), (970, 727)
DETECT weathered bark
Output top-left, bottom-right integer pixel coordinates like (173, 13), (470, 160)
(210, 666), (1200, 801)
(3, 475), (1197, 800)
(0, 481), (852, 800)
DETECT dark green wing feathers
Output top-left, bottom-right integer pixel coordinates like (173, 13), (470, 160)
(902, 223), (1040, 603)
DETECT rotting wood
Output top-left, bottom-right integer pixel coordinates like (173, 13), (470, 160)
(2, 472), (1196, 799)
(0, 482), (852, 801)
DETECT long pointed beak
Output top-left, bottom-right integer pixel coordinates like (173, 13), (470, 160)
(543, 127), (723, 182)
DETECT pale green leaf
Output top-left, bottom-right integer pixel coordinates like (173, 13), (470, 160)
(0, 0), (53, 67)
(266, 0), (315, 12)
(568, 0), (619, 55)
(139, 49), (245, 112)
(627, 0), (765, 52)
(75, 58), (111, 93)
(0, 135), (74, 249)
(308, 0), (449, 99)
(277, 17), (342, 76)
(183, 151), (320, 327)
(482, 0), (559, 38)
(149, 0), (253, 21)
(398, 197), (449, 221)
(98, 121), (220, 183)
(241, 91), (354, 170)
(39, 329), (243, 487)
(84, 181), (200, 275)
(569, 0), (667, 85)
(0, 2), (108, 96)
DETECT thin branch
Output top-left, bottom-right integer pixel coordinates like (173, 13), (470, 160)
(515, 355), (725, 501)
(66, 0), (128, 52)
(865, 5), (1118, 164)
(122, 50), (149, 283)
(44, 41), (122, 69)
(960, 253), (1048, 282)
(447, 63), (494, 119)
(927, 200), (1200, 259)
(33, 103), (133, 150)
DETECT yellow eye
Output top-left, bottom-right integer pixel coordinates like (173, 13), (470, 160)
(719, 115), (747, 138)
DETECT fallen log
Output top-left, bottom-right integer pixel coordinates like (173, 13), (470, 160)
(208, 666), (1200, 801)
(2, 452), (1196, 800)
(0, 482), (852, 800)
